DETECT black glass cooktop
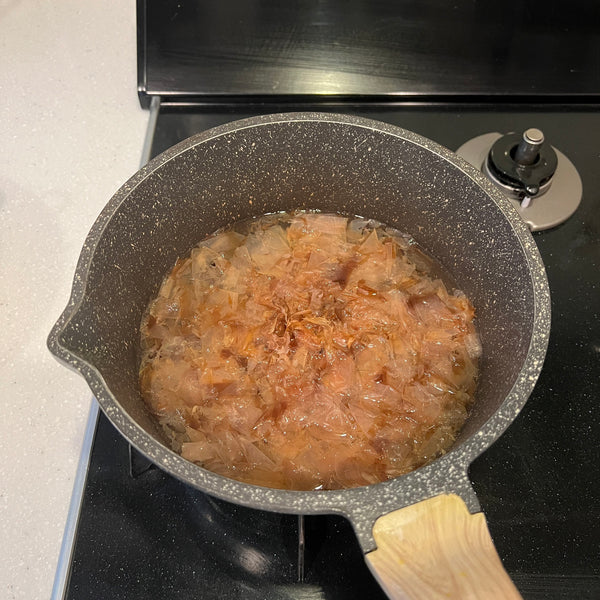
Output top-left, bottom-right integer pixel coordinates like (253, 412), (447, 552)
(137, 0), (600, 103)
(61, 104), (599, 599)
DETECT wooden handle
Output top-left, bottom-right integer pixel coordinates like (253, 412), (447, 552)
(365, 494), (522, 600)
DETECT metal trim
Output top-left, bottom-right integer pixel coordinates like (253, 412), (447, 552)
(50, 400), (99, 600)
(140, 96), (161, 166)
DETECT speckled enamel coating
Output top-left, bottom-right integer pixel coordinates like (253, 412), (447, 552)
(47, 112), (551, 552)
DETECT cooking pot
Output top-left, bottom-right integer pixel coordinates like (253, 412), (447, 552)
(48, 113), (550, 599)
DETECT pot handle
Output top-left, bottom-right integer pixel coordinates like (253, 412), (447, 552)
(365, 494), (522, 599)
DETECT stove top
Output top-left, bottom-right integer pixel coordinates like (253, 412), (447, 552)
(137, 0), (600, 103)
(54, 103), (600, 599)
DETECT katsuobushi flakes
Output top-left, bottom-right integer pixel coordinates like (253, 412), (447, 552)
(140, 211), (481, 490)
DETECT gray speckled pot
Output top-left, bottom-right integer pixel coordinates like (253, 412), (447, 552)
(48, 112), (550, 553)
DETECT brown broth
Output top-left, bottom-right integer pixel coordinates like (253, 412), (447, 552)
(139, 211), (480, 490)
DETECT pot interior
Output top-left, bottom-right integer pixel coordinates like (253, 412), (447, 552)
(57, 116), (537, 460)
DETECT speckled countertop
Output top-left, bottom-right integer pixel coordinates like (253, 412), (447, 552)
(0, 3), (148, 598)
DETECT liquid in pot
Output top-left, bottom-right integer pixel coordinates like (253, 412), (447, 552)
(139, 211), (480, 490)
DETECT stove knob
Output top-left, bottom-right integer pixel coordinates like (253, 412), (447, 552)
(484, 128), (558, 204)
(514, 128), (545, 166)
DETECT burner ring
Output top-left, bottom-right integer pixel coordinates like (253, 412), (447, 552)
(486, 131), (558, 200)
(456, 131), (582, 231)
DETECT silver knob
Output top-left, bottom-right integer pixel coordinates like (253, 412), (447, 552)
(514, 128), (545, 166)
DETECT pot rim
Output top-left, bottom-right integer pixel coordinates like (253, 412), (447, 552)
(48, 112), (551, 545)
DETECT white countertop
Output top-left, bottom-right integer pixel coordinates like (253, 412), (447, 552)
(1, 3), (148, 598)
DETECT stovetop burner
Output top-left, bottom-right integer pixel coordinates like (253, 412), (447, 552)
(456, 129), (582, 231)
(65, 412), (387, 599)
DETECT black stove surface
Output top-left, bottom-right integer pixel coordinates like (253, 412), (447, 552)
(138, 0), (600, 103)
(64, 105), (600, 599)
